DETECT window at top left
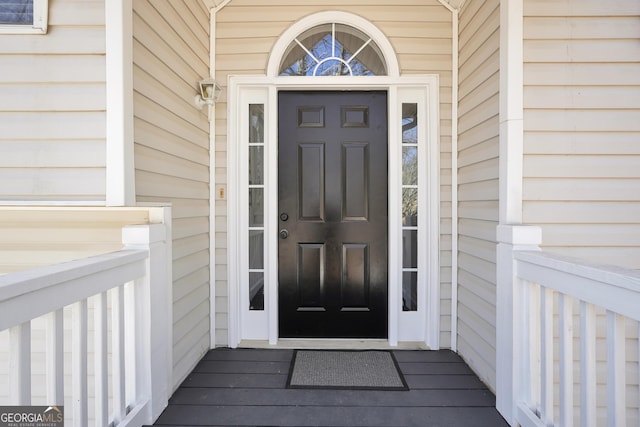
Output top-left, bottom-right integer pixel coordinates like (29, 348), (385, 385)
(0, 0), (48, 34)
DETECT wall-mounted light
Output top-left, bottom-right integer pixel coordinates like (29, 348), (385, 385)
(194, 78), (221, 120)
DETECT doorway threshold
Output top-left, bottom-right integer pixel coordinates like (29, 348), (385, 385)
(237, 339), (429, 350)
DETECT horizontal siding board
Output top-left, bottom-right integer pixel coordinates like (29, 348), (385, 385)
(133, 67), (208, 131)
(458, 158), (499, 185)
(524, 63), (640, 86)
(133, 1), (208, 76)
(524, 0), (640, 16)
(0, 141), (104, 167)
(457, 269), (496, 309)
(48, 0), (105, 25)
(458, 201), (499, 222)
(134, 94), (208, 144)
(458, 252), (496, 285)
(524, 39), (640, 63)
(524, 178), (640, 201)
(135, 118), (209, 161)
(135, 171), (208, 200)
(524, 16), (640, 39)
(173, 267), (210, 303)
(135, 145), (209, 183)
(458, 118), (499, 152)
(525, 110), (640, 132)
(0, 27), (105, 54)
(459, 14), (499, 69)
(524, 155), (640, 178)
(173, 300), (210, 347)
(458, 138), (498, 168)
(0, 169), (105, 198)
(151, 1), (209, 61)
(524, 132), (640, 155)
(173, 249), (210, 282)
(183, 1), (210, 34)
(456, 329), (496, 391)
(172, 216), (210, 241)
(1, 55), (106, 83)
(173, 323), (210, 387)
(458, 180), (498, 201)
(216, 37), (277, 55)
(132, 14), (205, 87)
(524, 86), (640, 109)
(0, 112), (105, 139)
(173, 234), (211, 261)
(524, 201), (640, 224)
(535, 224), (640, 246)
(0, 83), (105, 112)
(459, 52), (499, 101)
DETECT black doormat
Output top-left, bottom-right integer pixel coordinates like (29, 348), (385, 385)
(286, 350), (408, 390)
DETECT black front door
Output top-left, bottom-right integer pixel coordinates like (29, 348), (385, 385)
(278, 91), (388, 338)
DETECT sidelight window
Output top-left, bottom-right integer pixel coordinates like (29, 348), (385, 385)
(278, 23), (387, 76)
(248, 104), (265, 310)
(402, 103), (419, 311)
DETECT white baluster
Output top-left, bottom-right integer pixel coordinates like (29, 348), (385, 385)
(540, 286), (554, 424)
(9, 322), (31, 405)
(558, 294), (573, 427)
(46, 309), (64, 406)
(580, 302), (596, 427)
(94, 292), (108, 426)
(72, 300), (88, 427)
(606, 311), (625, 427)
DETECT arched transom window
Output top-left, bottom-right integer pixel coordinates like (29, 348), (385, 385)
(278, 23), (387, 76)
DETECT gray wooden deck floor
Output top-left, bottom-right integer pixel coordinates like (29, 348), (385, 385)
(150, 348), (509, 427)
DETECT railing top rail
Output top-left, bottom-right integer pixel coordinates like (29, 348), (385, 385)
(0, 249), (148, 331)
(514, 250), (640, 291)
(514, 250), (640, 321)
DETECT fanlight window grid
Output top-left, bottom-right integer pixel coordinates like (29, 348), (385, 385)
(279, 23), (387, 77)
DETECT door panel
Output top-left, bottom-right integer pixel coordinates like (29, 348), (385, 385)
(278, 91), (388, 338)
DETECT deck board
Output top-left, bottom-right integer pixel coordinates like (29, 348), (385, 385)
(150, 348), (509, 427)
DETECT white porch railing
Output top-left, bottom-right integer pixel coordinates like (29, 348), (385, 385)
(0, 224), (171, 427)
(497, 225), (640, 427)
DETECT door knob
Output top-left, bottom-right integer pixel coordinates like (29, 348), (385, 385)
(279, 229), (289, 239)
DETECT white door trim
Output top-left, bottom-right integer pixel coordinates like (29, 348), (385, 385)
(227, 75), (440, 349)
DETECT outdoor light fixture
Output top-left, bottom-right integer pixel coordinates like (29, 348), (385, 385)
(194, 77), (221, 120)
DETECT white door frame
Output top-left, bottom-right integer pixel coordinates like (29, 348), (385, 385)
(226, 74), (440, 349)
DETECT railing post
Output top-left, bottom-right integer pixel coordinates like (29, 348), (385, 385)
(122, 218), (172, 424)
(496, 225), (541, 425)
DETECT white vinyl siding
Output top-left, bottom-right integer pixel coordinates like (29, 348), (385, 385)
(0, 0), (106, 201)
(523, 1), (640, 423)
(132, 1), (211, 389)
(216, 0), (453, 348)
(456, 0), (500, 391)
(522, 0), (640, 269)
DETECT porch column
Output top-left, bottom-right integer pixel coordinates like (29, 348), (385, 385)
(105, 0), (136, 206)
(122, 219), (172, 423)
(496, 0), (529, 424)
(496, 225), (541, 424)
